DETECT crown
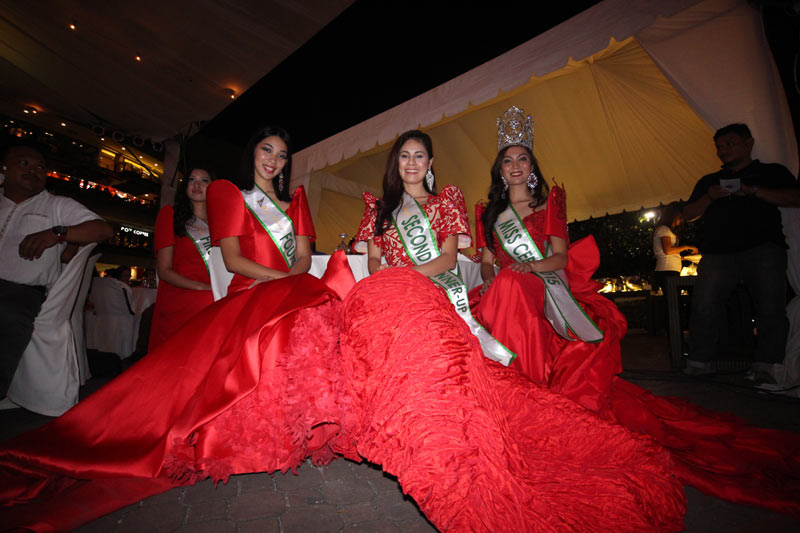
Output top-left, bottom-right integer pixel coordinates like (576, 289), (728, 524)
(497, 105), (534, 152)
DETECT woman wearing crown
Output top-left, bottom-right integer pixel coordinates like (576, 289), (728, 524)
(346, 129), (686, 531)
(470, 106), (800, 515)
(470, 105), (624, 410)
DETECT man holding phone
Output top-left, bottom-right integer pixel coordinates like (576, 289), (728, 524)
(682, 123), (800, 378)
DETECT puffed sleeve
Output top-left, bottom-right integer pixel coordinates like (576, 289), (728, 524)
(353, 191), (380, 254)
(544, 185), (569, 242)
(154, 205), (176, 253)
(438, 185), (472, 249)
(207, 179), (248, 244)
(474, 203), (487, 250)
(286, 186), (316, 242)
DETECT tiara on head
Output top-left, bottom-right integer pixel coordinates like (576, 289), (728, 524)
(497, 105), (534, 152)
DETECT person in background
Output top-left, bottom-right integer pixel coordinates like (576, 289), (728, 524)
(0, 126), (355, 531)
(652, 201), (696, 294)
(0, 142), (113, 399)
(149, 168), (216, 350)
(682, 123), (800, 379)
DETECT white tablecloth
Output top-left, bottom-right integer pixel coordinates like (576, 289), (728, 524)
(86, 284), (156, 359)
(131, 287), (157, 314)
(211, 253), (485, 301)
(308, 253), (484, 290)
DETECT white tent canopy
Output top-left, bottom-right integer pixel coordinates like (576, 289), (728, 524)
(292, 0), (800, 394)
(291, 0), (797, 253)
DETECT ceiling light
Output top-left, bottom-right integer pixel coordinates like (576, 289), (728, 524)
(121, 147), (126, 150)
(61, 122), (67, 127)
(135, 55), (141, 62)
(100, 137), (105, 141)
(225, 88), (236, 100)
(23, 109), (29, 114)
(31, 109), (37, 114)
(69, 23), (76, 30)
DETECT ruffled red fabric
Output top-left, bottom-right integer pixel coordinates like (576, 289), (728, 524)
(472, 193), (800, 516)
(150, 205), (215, 350)
(340, 268), (685, 532)
(0, 253), (355, 531)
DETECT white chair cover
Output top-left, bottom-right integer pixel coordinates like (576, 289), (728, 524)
(73, 253), (101, 385)
(7, 244), (98, 416)
(86, 276), (138, 359)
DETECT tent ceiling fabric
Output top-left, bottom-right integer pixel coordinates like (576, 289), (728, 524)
(0, 0), (353, 140)
(290, 0), (702, 176)
(325, 39), (719, 232)
(295, 0), (798, 253)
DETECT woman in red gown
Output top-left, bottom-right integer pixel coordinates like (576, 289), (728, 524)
(149, 167), (216, 350)
(471, 106), (800, 516)
(0, 126), (357, 530)
(348, 130), (685, 531)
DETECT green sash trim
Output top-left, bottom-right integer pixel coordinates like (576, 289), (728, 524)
(185, 217), (231, 301)
(242, 185), (296, 268)
(184, 218), (213, 272)
(393, 193), (516, 366)
(494, 204), (603, 343)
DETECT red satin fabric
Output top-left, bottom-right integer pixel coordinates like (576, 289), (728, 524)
(472, 197), (800, 515)
(0, 252), (356, 531)
(150, 205), (215, 350)
(340, 268), (685, 532)
(207, 180), (316, 294)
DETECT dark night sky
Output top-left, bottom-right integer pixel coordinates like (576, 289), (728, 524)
(194, 1), (602, 151)
(189, 0), (799, 177)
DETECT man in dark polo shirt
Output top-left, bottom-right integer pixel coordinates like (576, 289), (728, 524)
(683, 123), (800, 378)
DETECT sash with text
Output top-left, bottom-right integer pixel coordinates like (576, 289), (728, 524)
(494, 204), (603, 342)
(242, 185), (297, 269)
(393, 193), (515, 366)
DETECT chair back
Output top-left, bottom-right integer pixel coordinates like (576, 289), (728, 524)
(7, 243), (98, 416)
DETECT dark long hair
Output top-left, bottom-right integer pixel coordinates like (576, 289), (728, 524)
(234, 125), (292, 202)
(481, 144), (549, 250)
(173, 168), (217, 237)
(375, 130), (437, 236)
(657, 201), (683, 229)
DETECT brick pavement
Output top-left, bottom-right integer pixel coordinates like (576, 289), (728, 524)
(73, 460), (436, 533)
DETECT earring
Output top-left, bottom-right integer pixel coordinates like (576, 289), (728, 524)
(500, 175), (509, 198)
(527, 170), (539, 191)
(278, 172), (285, 191)
(425, 168), (434, 190)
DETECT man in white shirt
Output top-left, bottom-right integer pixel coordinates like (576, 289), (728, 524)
(0, 143), (114, 397)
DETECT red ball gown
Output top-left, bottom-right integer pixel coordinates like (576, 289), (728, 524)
(351, 186), (685, 531)
(0, 182), (358, 530)
(0, 182), (687, 532)
(149, 205), (215, 350)
(470, 186), (800, 516)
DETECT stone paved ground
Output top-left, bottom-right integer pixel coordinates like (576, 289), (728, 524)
(73, 460), (437, 533)
(3, 330), (800, 532)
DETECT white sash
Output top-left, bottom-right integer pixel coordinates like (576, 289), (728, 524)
(494, 205), (603, 342)
(242, 185), (297, 268)
(393, 193), (515, 366)
(184, 218), (230, 301)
